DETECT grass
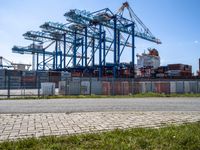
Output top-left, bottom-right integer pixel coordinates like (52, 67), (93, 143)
(0, 122), (200, 150)
(1, 92), (200, 100)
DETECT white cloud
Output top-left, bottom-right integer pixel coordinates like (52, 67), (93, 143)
(194, 40), (199, 44)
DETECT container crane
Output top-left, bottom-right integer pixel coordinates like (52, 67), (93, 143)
(116, 1), (161, 44)
(12, 2), (161, 78)
(0, 56), (31, 70)
(0, 56), (13, 69)
(64, 2), (161, 77)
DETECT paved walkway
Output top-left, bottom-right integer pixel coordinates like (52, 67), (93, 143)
(0, 111), (200, 141)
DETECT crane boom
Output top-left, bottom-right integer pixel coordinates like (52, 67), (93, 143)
(116, 2), (161, 44)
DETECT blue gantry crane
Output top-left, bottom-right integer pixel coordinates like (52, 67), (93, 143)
(12, 2), (161, 78)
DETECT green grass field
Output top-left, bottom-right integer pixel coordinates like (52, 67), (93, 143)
(0, 122), (200, 150)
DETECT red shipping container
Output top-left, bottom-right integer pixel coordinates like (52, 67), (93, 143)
(155, 82), (170, 94)
(132, 82), (141, 94)
(22, 76), (36, 83)
(71, 72), (82, 77)
(112, 81), (121, 95)
(122, 81), (130, 95)
(102, 81), (111, 95)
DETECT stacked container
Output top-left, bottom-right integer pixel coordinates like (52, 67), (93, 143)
(91, 78), (102, 95)
(68, 78), (80, 95)
(167, 64), (192, 77)
(36, 71), (49, 88)
(22, 71), (36, 89)
(49, 71), (61, 88)
(102, 81), (111, 95)
(61, 71), (71, 81)
(0, 69), (6, 89)
(6, 70), (22, 89)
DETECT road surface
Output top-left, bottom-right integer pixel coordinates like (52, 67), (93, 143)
(0, 97), (200, 113)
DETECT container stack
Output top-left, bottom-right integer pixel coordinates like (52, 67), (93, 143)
(155, 66), (168, 78)
(69, 78), (81, 95)
(91, 78), (102, 95)
(22, 71), (36, 89)
(71, 71), (82, 77)
(167, 64), (192, 78)
(102, 81), (111, 95)
(139, 67), (152, 78)
(49, 71), (61, 88)
(58, 81), (67, 95)
(61, 71), (71, 81)
(0, 69), (6, 89)
(36, 71), (49, 86)
(6, 70), (22, 89)
(81, 81), (90, 95)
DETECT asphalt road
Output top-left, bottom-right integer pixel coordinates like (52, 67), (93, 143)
(0, 98), (200, 113)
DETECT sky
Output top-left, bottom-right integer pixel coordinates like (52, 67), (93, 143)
(0, 0), (200, 73)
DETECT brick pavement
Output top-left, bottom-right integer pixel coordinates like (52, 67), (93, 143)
(0, 111), (200, 141)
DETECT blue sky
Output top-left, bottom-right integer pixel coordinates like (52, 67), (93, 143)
(0, 0), (200, 73)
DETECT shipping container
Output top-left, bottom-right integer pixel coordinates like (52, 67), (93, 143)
(81, 81), (90, 95)
(140, 82), (146, 93)
(48, 71), (61, 77)
(154, 82), (170, 94)
(69, 80), (81, 95)
(0, 80), (5, 89)
(72, 77), (81, 82)
(156, 73), (165, 78)
(36, 71), (49, 76)
(22, 71), (36, 76)
(59, 81), (67, 95)
(21, 76), (36, 88)
(71, 72), (82, 77)
(6, 70), (22, 76)
(112, 81), (121, 95)
(144, 82), (152, 93)
(184, 81), (190, 93)
(121, 81), (130, 95)
(170, 81), (176, 94)
(61, 71), (71, 81)
(176, 81), (184, 93)
(189, 81), (197, 93)
(102, 81), (111, 95)
(132, 82), (142, 94)
(198, 81), (200, 93)
(0, 69), (6, 76)
(168, 64), (184, 70)
(91, 80), (102, 95)
(41, 82), (55, 96)
(49, 77), (60, 87)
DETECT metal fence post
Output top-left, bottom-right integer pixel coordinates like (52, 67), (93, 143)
(37, 73), (40, 97)
(80, 77), (82, 95)
(90, 77), (92, 95)
(7, 73), (10, 98)
(112, 78), (114, 96)
(131, 79), (133, 94)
